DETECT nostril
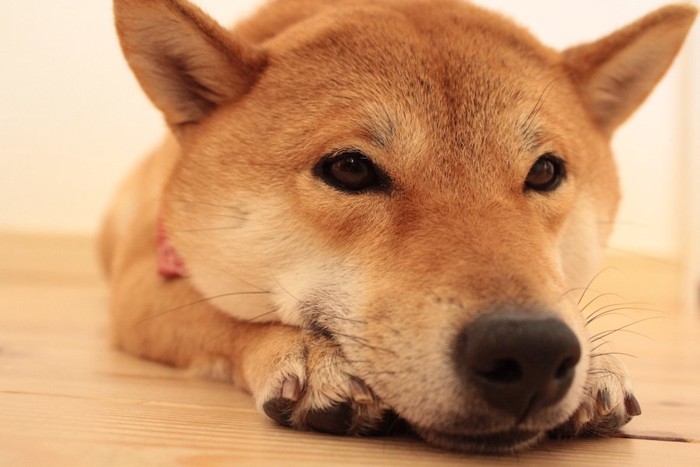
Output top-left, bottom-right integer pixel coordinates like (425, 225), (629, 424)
(555, 356), (578, 380)
(477, 359), (522, 384)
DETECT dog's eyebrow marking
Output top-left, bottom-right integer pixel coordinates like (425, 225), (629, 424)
(522, 129), (546, 154)
(520, 76), (563, 153)
(361, 123), (392, 149)
(359, 104), (396, 149)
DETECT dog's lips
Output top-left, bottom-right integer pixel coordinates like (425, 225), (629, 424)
(416, 426), (544, 453)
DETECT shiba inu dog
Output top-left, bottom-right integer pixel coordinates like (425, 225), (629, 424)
(101, 0), (696, 453)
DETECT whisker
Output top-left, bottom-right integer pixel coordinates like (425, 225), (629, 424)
(334, 331), (397, 356)
(586, 367), (627, 380)
(589, 329), (650, 342)
(587, 370), (611, 375)
(586, 311), (631, 326)
(585, 302), (663, 325)
(590, 352), (637, 359)
(269, 269), (302, 303)
(587, 306), (666, 325)
(588, 317), (662, 343)
(136, 290), (270, 325)
(306, 306), (369, 326)
(522, 77), (562, 135)
(244, 309), (279, 323)
(171, 199), (242, 211)
(561, 286), (607, 301)
(589, 341), (609, 354)
(175, 226), (244, 233)
(584, 300), (651, 317)
(580, 292), (625, 315)
(577, 267), (620, 305)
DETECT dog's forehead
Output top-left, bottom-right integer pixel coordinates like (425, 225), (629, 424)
(265, 1), (564, 163)
(268, 1), (557, 91)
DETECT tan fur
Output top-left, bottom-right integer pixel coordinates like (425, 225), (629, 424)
(102, 0), (696, 453)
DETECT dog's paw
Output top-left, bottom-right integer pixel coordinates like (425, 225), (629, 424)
(551, 354), (641, 438)
(257, 331), (390, 435)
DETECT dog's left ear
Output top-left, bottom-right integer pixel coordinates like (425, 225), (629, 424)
(564, 5), (697, 135)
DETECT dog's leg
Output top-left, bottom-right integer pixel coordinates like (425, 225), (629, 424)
(110, 224), (388, 435)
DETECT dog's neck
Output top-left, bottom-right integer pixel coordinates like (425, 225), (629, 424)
(157, 216), (186, 279)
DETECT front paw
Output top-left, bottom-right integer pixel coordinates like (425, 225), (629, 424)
(256, 331), (390, 435)
(551, 354), (641, 438)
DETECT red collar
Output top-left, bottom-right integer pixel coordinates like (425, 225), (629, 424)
(156, 216), (187, 279)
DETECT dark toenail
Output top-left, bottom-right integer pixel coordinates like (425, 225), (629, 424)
(625, 394), (642, 416)
(596, 389), (612, 414)
(306, 402), (353, 435)
(263, 398), (295, 427)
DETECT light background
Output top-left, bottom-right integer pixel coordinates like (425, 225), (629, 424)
(1, 0), (698, 263)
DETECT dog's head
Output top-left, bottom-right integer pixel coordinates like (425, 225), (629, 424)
(115, 0), (696, 452)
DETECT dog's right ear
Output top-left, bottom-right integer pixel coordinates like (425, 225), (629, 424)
(114, 0), (267, 133)
(563, 5), (696, 135)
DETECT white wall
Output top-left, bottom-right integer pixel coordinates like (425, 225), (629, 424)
(0, 0), (697, 261)
(0, 0), (262, 236)
(684, 12), (700, 310)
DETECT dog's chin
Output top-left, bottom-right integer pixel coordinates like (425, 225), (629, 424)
(416, 427), (545, 454)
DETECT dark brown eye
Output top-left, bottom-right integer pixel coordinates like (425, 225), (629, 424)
(525, 154), (566, 192)
(317, 151), (387, 193)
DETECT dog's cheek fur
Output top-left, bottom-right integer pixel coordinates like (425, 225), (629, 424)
(554, 124), (621, 291)
(168, 197), (324, 324)
(164, 155), (367, 327)
(271, 255), (368, 328)
(557, 198), (610, 291)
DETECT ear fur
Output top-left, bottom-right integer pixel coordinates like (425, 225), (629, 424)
(114, 0), (267, 131)
(564, 4), (697, 134)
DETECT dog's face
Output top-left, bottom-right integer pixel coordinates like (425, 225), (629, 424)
(115, 0), (695, 452)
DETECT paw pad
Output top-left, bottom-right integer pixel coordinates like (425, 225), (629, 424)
(263, 398), (295, 427)
(306, 402), (354, 434)
(262, 376), (301, 426)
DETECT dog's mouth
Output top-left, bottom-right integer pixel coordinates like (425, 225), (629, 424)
(375, 411), (543, 453)
(417, 426), (543, 453)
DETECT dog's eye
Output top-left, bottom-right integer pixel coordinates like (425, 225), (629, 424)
(525, 154), (566, 192)
(318, 151), (386, 193)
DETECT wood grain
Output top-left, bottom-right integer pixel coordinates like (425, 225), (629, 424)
(1, 232), (699, 466)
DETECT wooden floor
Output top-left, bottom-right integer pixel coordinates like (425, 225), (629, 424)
(1, 232), (699, 466)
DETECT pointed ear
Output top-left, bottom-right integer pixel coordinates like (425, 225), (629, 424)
(563, 5), (696, 134)
(114, 0), (267, 131)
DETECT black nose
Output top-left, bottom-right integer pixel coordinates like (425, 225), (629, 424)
(454, 311), (581, 420)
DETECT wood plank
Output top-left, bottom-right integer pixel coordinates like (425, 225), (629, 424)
(1, 232), (699, 465)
